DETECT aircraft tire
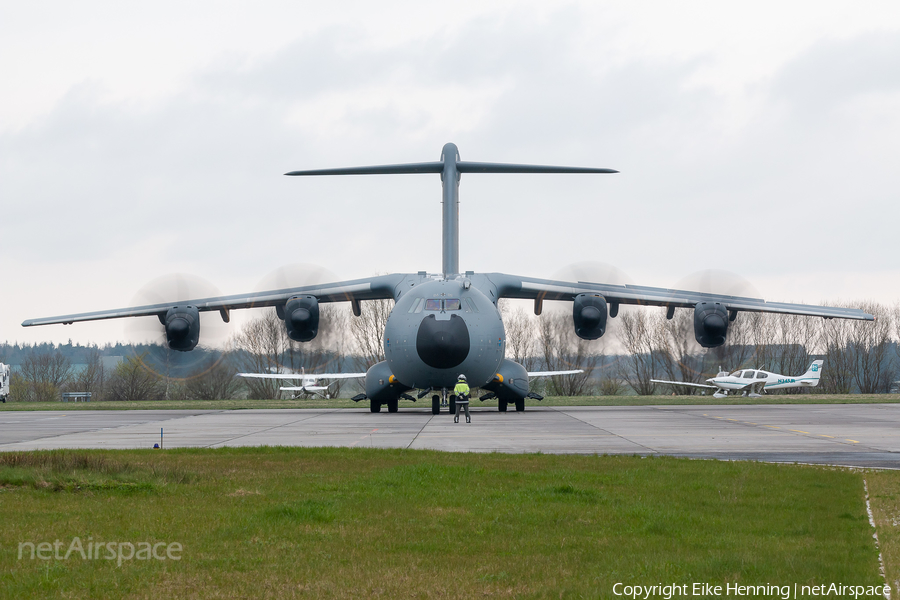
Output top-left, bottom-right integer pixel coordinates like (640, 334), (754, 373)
(370, 400), (381, 413)
(515, 399), (525, 412)
(498, 399), (508, 412)
(387, 399), (399, 413)
(432, 395), (440, 415)
(449, 395), (456, 414)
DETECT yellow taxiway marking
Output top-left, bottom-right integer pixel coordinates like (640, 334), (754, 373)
(703, 413), (860, 444)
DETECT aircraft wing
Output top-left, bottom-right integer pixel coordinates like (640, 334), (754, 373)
(650, 379), (718, 390)
(527, 370), (584, 377)
(238, 373), (366, 380)
(485, 273), (875, 321)
(22, 274), (407, 327)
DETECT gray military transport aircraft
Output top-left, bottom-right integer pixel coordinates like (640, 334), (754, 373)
(23, 143), (874, 414)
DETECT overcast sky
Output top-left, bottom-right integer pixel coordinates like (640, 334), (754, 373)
(2, 1), (899, 347)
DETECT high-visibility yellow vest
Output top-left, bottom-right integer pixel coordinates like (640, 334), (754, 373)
(454, 381), (470, 397)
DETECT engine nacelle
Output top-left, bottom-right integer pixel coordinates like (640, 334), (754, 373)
(163, 306), (200, 352)
(572, 293), (608, 340)
(693, 302), (729, 348)
(284, 295), (319, 342)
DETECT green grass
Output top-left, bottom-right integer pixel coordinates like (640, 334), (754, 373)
(0, 448), (891, 599)
(2, 394), (898, 411)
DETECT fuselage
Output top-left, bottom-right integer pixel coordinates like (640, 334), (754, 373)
(384, 278), (506, 389)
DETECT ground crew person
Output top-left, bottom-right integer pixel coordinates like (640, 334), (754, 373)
(453, 374), (471, 423)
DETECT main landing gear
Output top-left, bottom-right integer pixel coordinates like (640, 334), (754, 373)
(371, 398), (401, 413)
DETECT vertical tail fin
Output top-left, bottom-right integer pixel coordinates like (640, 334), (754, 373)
(802, 360), (824, 386)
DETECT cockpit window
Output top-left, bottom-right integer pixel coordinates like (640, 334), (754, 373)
(424, 298), (462, 311)
(742, 371), (755, 379)
(756, 371), (767, 379)
(730, 371), (741, 377)
(465, 298), (479, 313)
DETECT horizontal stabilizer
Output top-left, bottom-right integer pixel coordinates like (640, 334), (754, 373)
(457, 162), (617, 174)
(285, 162), (443, 176)
(280, 386), (328, 392)
(285, 161), (617, 177)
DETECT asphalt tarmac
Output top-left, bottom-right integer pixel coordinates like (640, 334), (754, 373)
(1, 404), (898, 468)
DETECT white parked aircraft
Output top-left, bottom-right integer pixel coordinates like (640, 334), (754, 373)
(0, 363), (9, 402)
(651, 360), (824, 398)
(237, 370), (366, 399)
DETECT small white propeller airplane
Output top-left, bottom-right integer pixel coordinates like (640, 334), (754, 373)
(237, 370), (366, 399)
(651, 360), (824, 398)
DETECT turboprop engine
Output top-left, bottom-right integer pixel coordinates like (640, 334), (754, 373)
(280, 295), (319, 342)
(162, 306), (201, 352)
(693, 301), (729, 348)
(572, 293), (608, 340)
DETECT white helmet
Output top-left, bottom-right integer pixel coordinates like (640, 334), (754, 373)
(458, 374), (466, 381)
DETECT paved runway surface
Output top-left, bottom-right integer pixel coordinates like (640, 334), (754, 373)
(1, 404), (898, 468)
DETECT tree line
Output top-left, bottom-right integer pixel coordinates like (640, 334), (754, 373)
(2, 299), (898, 401)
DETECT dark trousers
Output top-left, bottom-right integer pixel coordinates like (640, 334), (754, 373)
(454, 400), (470, 423)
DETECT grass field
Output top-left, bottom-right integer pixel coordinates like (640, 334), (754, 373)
(2, 393), (899, 412)
(0, 448), (894, 599)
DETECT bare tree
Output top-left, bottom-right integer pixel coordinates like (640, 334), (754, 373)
(18, 349), (73, 402)
(500, 301), (539, 372)
(231, 306), (350, 399)
(655, 309), (704, 394)
(819, 316), (855, 394)
(770, 312), (818, 393)
(537, 310), (601, 396)
(850, 301), (894, 394)
(351, 298), (393, 370)
(616, 309), (663, 395)
(107, 354), (164, 401)
(184, 356), (241, 400)
(230, 310), (294, 399)
(73, 348), (107, 402)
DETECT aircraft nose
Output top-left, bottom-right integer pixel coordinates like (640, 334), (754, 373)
(416, 314), (470, 369)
